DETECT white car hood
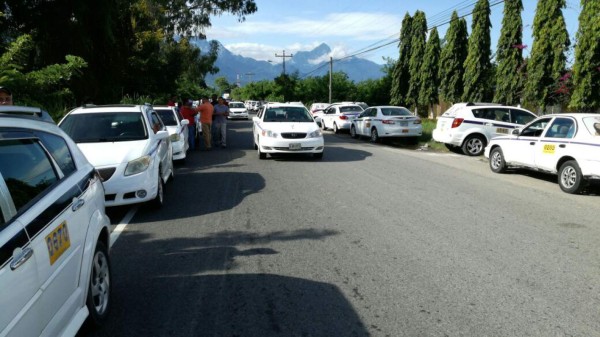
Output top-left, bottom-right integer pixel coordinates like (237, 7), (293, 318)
(230, 108), (247, 113)
(77, 140), (149, 167)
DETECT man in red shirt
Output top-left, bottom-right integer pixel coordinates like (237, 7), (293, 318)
(180, 100), (197, 151)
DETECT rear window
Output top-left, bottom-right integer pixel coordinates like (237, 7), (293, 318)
(582, 116), (600, 136)
(381, 107), (412, 116)
(340, 106), (363, 113)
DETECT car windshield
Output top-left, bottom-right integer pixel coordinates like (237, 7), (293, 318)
(381, 107), (412, 116)
(263, 107), (313, 122)
(60, 112), (148, 143)
(340, 106), (363, 113)
(230, 103), (245, 109)
(156, 109), (178, 126)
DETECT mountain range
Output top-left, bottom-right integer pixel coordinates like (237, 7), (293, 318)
(190, 39), (386, 87)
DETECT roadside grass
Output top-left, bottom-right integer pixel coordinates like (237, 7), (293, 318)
(419, 119), (447, 152)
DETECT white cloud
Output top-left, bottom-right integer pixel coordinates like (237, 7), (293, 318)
(225, 41), (323, 63)
(308, 44), (352, 64)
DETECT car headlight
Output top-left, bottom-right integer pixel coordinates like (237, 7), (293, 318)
(308, 129), (322, 138)
(170, 133), (181, 142)
(261, 130), (278, 138)
(124, 155), (151, 176)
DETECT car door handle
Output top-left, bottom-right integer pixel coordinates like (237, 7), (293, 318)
(10, 247), (33, 271)
(72, 198), (85, 211)
(559, 144), (566, 148)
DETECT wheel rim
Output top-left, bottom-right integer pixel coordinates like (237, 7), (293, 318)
(350, 126), (355, 137)
(371, 129), (377, 142)
(91, 250), (110, 314)
(157, 178), (163, 203)
(333, 123), (337, 132)
(467, 138), (483, 154)
(561, 166), (577, 188)
(491, 151), (502, 169)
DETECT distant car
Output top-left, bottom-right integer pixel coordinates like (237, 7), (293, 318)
(432, 102), (537, 156)
(340, 101), (369, 110)
(59, 104), (174, 207)
(0, 114), (112, 336)
(253, 103), (324, 159)
(350, 106), (422, 143)
(227, 101), (249, 120)
(0, 105), (54, 122)
(154, 105), (190, 161)
(485, 113), (600, 194)
(320, 103), (364, 133)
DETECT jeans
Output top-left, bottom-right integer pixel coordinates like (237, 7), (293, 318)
(212, 122), (227, 146)
(188, 124), (196, 150)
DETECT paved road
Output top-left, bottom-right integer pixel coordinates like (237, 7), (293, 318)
(81, 119), (600, 337)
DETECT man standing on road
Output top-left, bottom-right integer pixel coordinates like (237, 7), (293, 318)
(180, 100), (197, 151)
(213, 97), (230, 148)
(198, 96), (214, 150)
(0, 87), (13, 105)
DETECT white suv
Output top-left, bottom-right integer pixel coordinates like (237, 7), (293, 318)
(0, 114), (111, 336)
(59, 104), (174, 207)
(432, 103), (536, 156)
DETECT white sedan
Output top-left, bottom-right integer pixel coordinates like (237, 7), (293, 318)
(59, 104), (174, 207)
(154, 105), (189, 161)
(320, 103), (364, 133)
(350, 106), (422, 143)
(485, 113), (600, 194)
(253, 103), (324, 159)
(227, 101), (249, 120)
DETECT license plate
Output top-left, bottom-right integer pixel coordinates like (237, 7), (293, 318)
(402, 129), (409, 133)
(289, 143), (301, 150)
(46, 221), (71, 265)
(400, 121), (408, 126)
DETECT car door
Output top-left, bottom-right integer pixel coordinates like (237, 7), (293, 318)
(534, 117), (576, 172)
(322, 107), (336, 129)
(506, 117), (553, 166)
(149, 110), (171, 180)
(480, 108), (512, 139)
(353, 109), (368, 136)
(359, 108), (375, 135)
(176, 109), (189, 150)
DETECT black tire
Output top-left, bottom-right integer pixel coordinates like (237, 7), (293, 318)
(350, 125), (358, 139)
(257, 139), (266, 159)
(333, 123), (339, 134)
(462, 135), (486, 156)
(370, 128), (380, 143)
(151, 175), (164, 208)
(169, 160), (175, 181)
(86, 240), (111, 327)
(489, 147), (507, 173)
(321, 120), (327, 131)
(313, 152), (323, 159)
(558, 160), (585, 194)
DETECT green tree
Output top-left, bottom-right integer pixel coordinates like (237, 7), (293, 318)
(439, 12), (469, 104)
(418, 27), (441, 117)
(523, 0), (570, 112)
(390, 13), (413, 106)
(406, 10), (427, 111)
(356, 57), (394, 105)
(569, 0), (600, 112)
(494, 0), (525, 105)
(462, 0), (493, 102)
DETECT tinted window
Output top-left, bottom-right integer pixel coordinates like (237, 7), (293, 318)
(520, 118), (551, 137)
(61, 112), (148, 142)
(381, 107), (412, 116)
(156, 109), (178, 126)
(582, 116), (600, 136)
(545, 118), (575, 139)
(36, 132), (76, 176)
(0, 139), (58, 213)
(472, 108), (509, 121)
(512, 109), (536, 125)
(340, 106), (363, 113)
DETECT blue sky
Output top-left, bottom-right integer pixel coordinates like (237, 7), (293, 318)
(204, 0), (581, 66)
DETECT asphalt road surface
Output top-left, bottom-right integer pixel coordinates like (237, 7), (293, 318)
(80, 119), (600, 337)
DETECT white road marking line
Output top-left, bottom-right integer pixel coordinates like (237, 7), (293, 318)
(110, 206), (138, 247)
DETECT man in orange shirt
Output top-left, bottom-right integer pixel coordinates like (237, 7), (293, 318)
(198, 96), (214, 150)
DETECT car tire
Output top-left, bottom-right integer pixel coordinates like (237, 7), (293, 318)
(462, 135), (486, 156)
(489, 147), (507, 173)
(321, 120), (327, 131)
(151, 175), (164, 208)
(86, 240), (111, 327)
(350, 125), (358, 139)
(257, 139), (266, 160)
(333, 123), (339, 134)
(313, 152), (323, 160)
(169, 160), (175, 181)
(558, 160), (585, 194)
(370, 128), (380, 143)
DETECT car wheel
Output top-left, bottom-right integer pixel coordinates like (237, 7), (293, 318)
(151, 175), (164, 208)
(257, 139), (266, 160)
(313, 152), (323, 160)
(489, 147), (507, 173)
(350, 125), (358, 139)
(462, 135), (486, 156)
(558, 160), (585, 194)
(169, 160), (175, 181)
(333, 123), (339, 134)
(86, 240), (111, 327)
(370, 128), (380, 143)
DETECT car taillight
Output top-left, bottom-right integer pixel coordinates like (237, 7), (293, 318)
(413, 118), (422, 124)
(339, 115), (348, 120)
(451, 118), (464, 128)
(382, 120), (395, 124)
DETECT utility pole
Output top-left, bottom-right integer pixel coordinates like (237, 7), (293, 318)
(245, 72), (255, 83)
(329, 57), (333, 104)
(274, 50), (293, 75)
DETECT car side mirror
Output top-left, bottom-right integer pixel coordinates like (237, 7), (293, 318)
(511, 129), (521, 135)
(181, 119), (189, 126)
(155, 130), (169, 140)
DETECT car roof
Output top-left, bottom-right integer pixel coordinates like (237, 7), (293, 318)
(263, 103), (307, 108)
(67, 104), (148, 114)
(0, 105), (55, 122)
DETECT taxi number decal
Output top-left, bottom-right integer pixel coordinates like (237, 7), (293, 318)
(543, 144), (556, 154)
(366, 122), (371, 127)
(496, 128), (509, 134)
(46, 221), (71, 265)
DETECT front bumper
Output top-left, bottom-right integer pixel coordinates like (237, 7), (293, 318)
(100, 165), (159, 207)
(259, 136), (324, 154)
(172, 139), (187, 160)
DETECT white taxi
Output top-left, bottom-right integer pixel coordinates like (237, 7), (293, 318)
(227, 101), (249, 120)
(253, 103), (324, 159)
(59, 104), (174, 207)
(154, 105), (189, 161)
(0, 114), (111, 336)
(485, 113), (600, 194)
(350, 106), (422, 143)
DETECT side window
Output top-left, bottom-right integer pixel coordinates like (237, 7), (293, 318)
(520, 118), (551, 137)
(150, 112), (163, 134)
(545, 118), (575, 139)
(511, 109), (536, 125)
(369, 109), (377, 117)
(36, 131), (76, 177)
(176, 110), (184, 122)
(0, 139), (59, 216)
